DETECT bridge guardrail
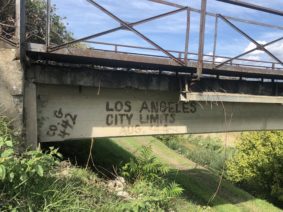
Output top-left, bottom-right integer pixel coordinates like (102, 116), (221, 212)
(1, 0), (283, 78)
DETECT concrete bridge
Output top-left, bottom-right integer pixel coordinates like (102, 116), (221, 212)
(1, 0), (283, 148)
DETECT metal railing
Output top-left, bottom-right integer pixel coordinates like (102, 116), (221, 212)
(1, 0), (283, 77)
(84, 40), (283, 71)
(46, 0), (283, 77)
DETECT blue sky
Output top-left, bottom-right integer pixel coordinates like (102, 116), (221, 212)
(51, 0), (283, 67)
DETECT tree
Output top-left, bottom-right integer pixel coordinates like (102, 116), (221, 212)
(226, 131), (283, 203)
(0, 0), (73, 44)
(0, 0), (15, 40)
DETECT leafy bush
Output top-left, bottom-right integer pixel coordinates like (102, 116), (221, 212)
(1, 164), (123, 211)
(0, 116), (61, 186)
(226, 131), (283, 203)
(0, 115), (62, 210)
(0, 146), (61, 187)
(121, 146), (183, 211)
(0, 115), (121, 211)
(122, 146), (169, 182)
(118, 180), (183, 212)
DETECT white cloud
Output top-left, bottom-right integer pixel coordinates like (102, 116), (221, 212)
(244, 40), (266, 52)
(230, 40), (283, 68)
(241, 40), (283, 62)
(203, 52), (226, 63)
(243, 40), (266, 61)
(267, 41), (283, 60)
(50, 0), (283, 60)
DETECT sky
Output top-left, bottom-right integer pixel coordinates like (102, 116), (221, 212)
(50, 0), (283, 68)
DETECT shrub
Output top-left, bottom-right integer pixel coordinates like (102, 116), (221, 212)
(226, 131), (283, 203)
(119, 180), (183, 211)
(0, 115), (61, 209)
(0, 116), (61, 187)
(121, 146), (183, 211)
(122, 146), (169, 182)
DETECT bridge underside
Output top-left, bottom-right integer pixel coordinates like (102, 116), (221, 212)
(27, 61), (283, 142)
(38, 84), (283, 142)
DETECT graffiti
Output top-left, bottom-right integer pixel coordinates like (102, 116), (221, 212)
(139, 101), (197, 113)
(120, 125), (173, 135)
(46, 108), (78, 138)
(120, 125), (142, 134)
(105, 101), (197, 127)
(106, 114), (133, 125)
(106, 101), (131, 112)
(139, 113), (175, 126)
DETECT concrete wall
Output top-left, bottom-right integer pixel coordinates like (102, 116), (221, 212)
(38, 84), (283, 142)
(24, 63), (283, 142)
(0, 47), (23, 137)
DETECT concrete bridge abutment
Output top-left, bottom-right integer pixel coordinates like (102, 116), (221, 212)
(0, 43), (37, 149)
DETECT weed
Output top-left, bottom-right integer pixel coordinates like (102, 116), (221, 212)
(157, 135), (235, 174)
(121, 146), (183, 211)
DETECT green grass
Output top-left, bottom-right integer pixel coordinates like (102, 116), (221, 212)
(62, 136), (280, 212)
(42, 136), (283, 211)
(157, 135), (236, 174)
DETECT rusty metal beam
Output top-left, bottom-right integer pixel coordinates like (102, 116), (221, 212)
(46, 0), (51, 49)
(83, 40), (281, 67)
(217, 0), (283, 17)
(148, 0), (183, 9)
(50, 7), (187, 52)
(184, 9), (191, 65)
(218, 15), (283, 66)
(213, 15), (219, 65)
(86, 0), (185, 66)
(47, 38), (283, 70)
(197, 0), (207, 78)
(148, 0), (283, 30)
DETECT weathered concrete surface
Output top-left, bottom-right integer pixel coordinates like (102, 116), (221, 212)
(38, 84), (283, 142)
(30, 64), (283, 96)
(0, 48), (23, 136)
(31, 64), (178, 91)
(24, 79), (37, 149)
